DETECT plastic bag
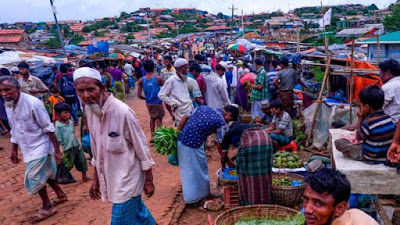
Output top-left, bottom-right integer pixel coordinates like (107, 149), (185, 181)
(168, 153), (179, 166)
(56, 164), (76, 184)
(82, 133), (90, 149)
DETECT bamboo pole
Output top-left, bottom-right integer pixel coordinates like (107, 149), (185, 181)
(306, 56), (332, 146)
(372, 196), (393, 225)
(349, 40), (355, 124)
(377, 35), (381, 64)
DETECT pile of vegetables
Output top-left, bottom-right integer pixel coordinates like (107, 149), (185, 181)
(153, 127), (180, 155)
(273, 151), (303, 169)
(292, 120), (306, 143)
(234, 214), (305, 225)
(272, 177), (303, 187)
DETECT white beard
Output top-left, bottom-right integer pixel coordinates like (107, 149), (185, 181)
(85, 104), (103, 118)
(5, 101), (14, 108)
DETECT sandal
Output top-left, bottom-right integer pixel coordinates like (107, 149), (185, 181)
(32, 208), (57, 223)
(52, 196), (68, 206)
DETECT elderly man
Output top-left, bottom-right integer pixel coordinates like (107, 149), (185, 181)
(0, 76), (67, 223)
(158, 58), (193, 125)
(204, 63), (231, 110)
(17, 61), (49, 99)
(73, 67), (156, 225)
(303, 168), (378, 225)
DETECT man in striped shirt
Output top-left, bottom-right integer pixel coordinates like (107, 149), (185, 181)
(335, 85), (396, 164)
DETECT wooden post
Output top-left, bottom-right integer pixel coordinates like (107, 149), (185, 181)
(349, 40), (355, 125)
(306, 56), (332, 146)
(377, 35), (381, 64)
(372, 196), (393, 225)
(296, 25), (300, 52)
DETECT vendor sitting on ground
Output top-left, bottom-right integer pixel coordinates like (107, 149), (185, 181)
(264, 99), (293, 151)
(335, 85), (396, 164)
(304, 168), (378, 225)
(255, 101), (273, 125)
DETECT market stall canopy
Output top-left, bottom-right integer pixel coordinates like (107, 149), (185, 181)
(263, 49), (282, 56)
(109, 52), (125, 60)
(236, 38), (258, 50)
(0, 50), (57, 64)
(129, 52), (141, 58)
(228, 43), (247, 53)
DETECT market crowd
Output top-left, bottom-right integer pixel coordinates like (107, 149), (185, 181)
(1, 46), (400, 224)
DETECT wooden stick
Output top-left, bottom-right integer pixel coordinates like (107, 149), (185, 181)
(372, 195), (393, 225)
(377, 35), (381, 64)
(306, 56), (332, 146)
(349, 40), (355, 125)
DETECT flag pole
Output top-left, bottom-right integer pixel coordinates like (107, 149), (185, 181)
(321, 1), (330, 95)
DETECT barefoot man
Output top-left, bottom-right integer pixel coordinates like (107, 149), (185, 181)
(73, 67), (156, 225)
(0, 76), (67, 223)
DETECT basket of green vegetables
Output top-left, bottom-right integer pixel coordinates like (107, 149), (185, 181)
(214, 204), (304, 225)
(153, 127), (180, 166)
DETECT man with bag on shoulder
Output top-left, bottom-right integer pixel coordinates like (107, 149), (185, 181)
(57, 64), (79, 126)
(0, 76), (67, 223)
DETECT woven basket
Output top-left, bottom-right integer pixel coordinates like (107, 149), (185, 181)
(214, 204), (300, 225)
(271, 173), (305, 208)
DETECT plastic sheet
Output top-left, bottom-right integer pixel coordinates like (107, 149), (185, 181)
(303, 102), (358, 149)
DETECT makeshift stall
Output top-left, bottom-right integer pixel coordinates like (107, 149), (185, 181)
(329, 128), (398, 225)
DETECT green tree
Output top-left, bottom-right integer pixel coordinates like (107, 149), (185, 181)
(367, 4), (379, 11)
(45, 38), (61, 48)
(312, 35), (343, 46)
(217, 12), (224, 19)
(70, 34), (84, 45)
(384, 4), (400, 32)
(120, 11), (130, 20)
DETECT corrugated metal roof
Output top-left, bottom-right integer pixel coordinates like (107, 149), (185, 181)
(0, 29), (24, 35)
(0, 36), (22, 43)
(360, 31), (400, 44)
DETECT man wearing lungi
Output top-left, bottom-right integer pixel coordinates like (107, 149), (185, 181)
(74, 67), (156, 225)
(274, 58), (308, 117)
(0, 76), (67, 223)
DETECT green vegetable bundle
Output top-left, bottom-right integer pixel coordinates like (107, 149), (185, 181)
(292, 120), (306, 143)
(234, 213), (305, 225)
(153, 127), (180, 155)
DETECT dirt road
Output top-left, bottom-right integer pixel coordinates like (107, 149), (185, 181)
(0, 92), (222, 225)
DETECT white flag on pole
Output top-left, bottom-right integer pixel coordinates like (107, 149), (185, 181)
(319, 8), (332, 28)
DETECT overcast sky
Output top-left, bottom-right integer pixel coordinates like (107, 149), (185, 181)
(0, 0), (396, 23)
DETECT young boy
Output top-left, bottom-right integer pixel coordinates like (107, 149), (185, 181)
(48, 88), (65, 122)
(335, 85), (396, 164)
(264, 99), (293, 151)
(54, 102), (89, 181)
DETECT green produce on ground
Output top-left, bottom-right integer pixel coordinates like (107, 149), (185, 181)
(273, 151), (303, 169)
(233, 213), (305, 225)
(153, 127), (180, 155)
(292, 120), (306, 143)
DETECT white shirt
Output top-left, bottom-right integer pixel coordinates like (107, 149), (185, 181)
(238, 67), (250, 80)
(204, 72), (231, 110)
(87, 95), (155, 203)
(231, 67), (238, 87)
(123, 63), (134, 76)
(382, 76), (400, 123)
(158, 74), (193, 122)
(7, 93), (55, 163)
